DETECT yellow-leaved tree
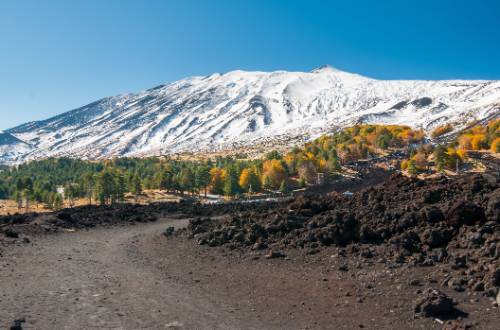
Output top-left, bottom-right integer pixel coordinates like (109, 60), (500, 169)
(262, 160), (287, 190)
(209, 168), (226, 194)
(239, 168), (261, 193)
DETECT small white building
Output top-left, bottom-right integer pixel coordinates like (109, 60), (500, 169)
(56, 186), (65, 196)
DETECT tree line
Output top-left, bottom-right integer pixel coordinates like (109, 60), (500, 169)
(0, 121), (497, 209)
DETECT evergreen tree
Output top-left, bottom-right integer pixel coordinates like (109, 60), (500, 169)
(0, 180), (7, 199)
(265, 150), (282, 160)
(130, 174), (142, 196)
(64, 183), (79, 207)
(113, 172), (126, 203)
(179, 167), (194, 195)
(96, 171), (115, 205)
(223, 166), (240, 197)
(433, 145), (447, 172)
(279, 179), (288, 194)
(159, 169), (173, 192)
(82, 172), (95, 205)
(33, 189), (43, 209)
(195, 165), (211, 196)
(13, 190), (22, 209)
(54, 193), (63, 210)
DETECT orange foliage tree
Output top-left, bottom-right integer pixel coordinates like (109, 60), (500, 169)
(262, 160), (287, 190)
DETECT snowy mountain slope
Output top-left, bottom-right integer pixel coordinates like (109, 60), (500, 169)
(0, 131), (34, 162)
(2, 66), (500, 163)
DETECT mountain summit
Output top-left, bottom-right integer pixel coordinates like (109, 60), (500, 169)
(2, 67), (499, 163)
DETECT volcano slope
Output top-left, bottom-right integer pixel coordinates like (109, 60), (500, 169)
(0, 172), (498, 329)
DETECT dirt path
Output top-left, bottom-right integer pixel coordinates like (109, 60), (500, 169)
(1, 214), (498, 329)
(0, 218), (265, 330)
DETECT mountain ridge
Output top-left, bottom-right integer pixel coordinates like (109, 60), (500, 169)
(2, 66), (499, 164)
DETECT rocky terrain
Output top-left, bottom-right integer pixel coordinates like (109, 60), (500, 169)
(0, 172), (499, 329)
(180, 172), (500, 327)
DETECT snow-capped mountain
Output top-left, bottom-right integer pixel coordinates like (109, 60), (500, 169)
(2, 66), (500, 163)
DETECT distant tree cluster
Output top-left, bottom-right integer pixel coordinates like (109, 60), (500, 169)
(431, 123), (454, 138)
(457, 119), (500, 152)
(400, 118), (499, 174)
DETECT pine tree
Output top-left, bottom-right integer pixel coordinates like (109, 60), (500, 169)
(159, 169), (173, 192)
(113, 172), (126, 203)
(13, 190), (22, 209)
(279, 179), (288, 194)
(33, 189), (43, 209)
(0, 180), (7, 199)
(82, 172), (95, 205)
(64, 183), (78, 207)
(223, 166), (240, 197)
(96, 171), (115, 205)
(54, 193), (63, 210)
(195, 165), (211, 196)
(131, 174), (142, 196)
(179, 168), (194, 195)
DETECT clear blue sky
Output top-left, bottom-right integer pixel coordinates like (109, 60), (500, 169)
(1, 0), (500, 130)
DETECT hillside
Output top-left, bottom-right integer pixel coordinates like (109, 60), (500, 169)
(2, 66), (500, 164)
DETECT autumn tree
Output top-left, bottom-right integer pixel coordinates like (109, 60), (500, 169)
(412, 152), (428, 171)
(491, 137), (500, 153)
(262, 159), (287, 190)
(239, 168), (260, 193)
(209, 168), (225, 195)
(458, 134), (473, 150)
(407, 159), (418, 176)
(431, 124), (453, 138)
(471, 134), (487, 150)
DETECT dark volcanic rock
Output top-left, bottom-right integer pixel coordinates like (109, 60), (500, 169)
(414, 289), (457, 318)
(446, 201), (486, 227)
(265, 250), (286, 259)
(163, 226), (175, 237)
(10, 318), (25, 330)
(4, 228), (19, 238)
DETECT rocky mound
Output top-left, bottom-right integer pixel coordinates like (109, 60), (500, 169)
(0, 198), (282, 237)
(184, 173), (500, 301)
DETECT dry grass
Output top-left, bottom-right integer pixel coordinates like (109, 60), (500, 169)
(0, 190), (181, 216)
(0, 199), (52, 216)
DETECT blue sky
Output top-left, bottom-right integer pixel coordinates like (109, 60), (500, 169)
(1, 0), (500, 130)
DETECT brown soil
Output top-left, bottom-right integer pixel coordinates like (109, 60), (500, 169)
(0, 172), (498, 329)
(1, 217), (498, 329)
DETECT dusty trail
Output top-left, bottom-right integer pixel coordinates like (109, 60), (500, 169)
(0, 218), (264, 330)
